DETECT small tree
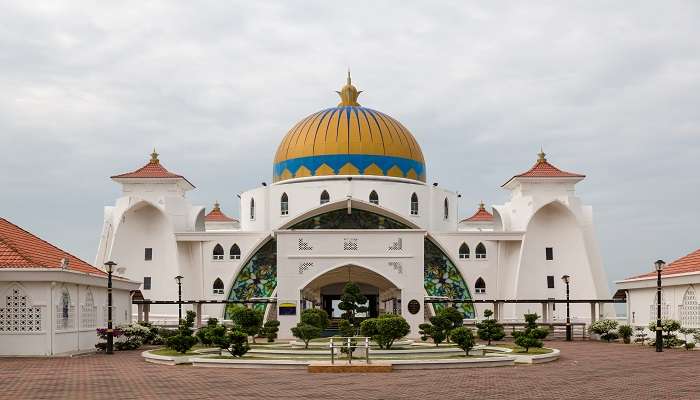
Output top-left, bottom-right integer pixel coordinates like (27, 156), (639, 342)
(438, 307), (464, 342)
(590, 319), (619, 342)
(337, 282), (368, 333)
(291, 323), (322, 349)
(419, 314), (454, 347)
(231, 307), (264, 344)
(338, 319), (355, 337)
(512, 313), (548, 352)
(262, 320), (281, 343)
(648, 319), (682, 348)
(618, 324), (633, 344)
(360, 315), (410, 349)
(451, 327), (476, 356)
(227, 329), (250, 357)
(476, 309), (505, 345)
(166, 310), (198, 354)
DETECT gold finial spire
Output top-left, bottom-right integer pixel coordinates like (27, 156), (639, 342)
(537, 147), (546, 163)
(336, 70), (362, 106)
(150, 148), (159, 163)
(213, 201), (220, 211)
(479, 201), (485, 211)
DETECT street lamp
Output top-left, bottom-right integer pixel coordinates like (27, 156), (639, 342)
(561, 275), (572, 341)
(104, 261), (117, 355)
(654, 259), (665, 352)
(175, 275), (184, 321)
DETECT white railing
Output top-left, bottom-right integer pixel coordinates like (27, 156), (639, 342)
(329, 337), (370, 364)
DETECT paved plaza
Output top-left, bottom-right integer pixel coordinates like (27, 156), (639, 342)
(0, 340), (697, 400)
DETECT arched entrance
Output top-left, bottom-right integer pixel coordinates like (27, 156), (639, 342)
(300, 265), (401, 321)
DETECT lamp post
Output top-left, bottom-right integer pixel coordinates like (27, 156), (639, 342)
(654, 260), (665, 352)
(175, 275), (184, 321)
(104, 261), (117, 354)
(561, 275), (572, 341)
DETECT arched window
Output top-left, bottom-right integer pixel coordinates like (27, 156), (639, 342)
(475, 242), (487, 259)
(213, 278), (225, 295)
(459, 243), (470, 259)
(229, 244), (241, 260)
(444, 197), (449, 219)
(56, 287), (74, 330)
(250, 198), (255, 220)
(320, 190), (330, 205)
(280, 192), (289, 216)
(410, 193), (419, 215)
(369, 190), (379, 205)
(0, 285), (42, 332)
(213, 243), (224, 260)
(81, 289), (97, 329)
(475, 277), (486, 294)
(679, 286), (699, 328)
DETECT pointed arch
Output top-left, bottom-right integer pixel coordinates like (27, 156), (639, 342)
(320, 190), (330, 205)
(213, 243), (224, 260)
(369, 190), (379, 205)
(459, 242), (470, 259)
(229, 243), (241, 260)
(56, 286), (74, 330)
(81, 288), (97, 329)
(475, 242), (487, 259)
(280, 192), (289, 216)
(249, 198), (255, 220)
(444, 197), (449, 219)
(410, 192), (419, 215)
(213, 278), (225, 295)
(475, 277), (486, 294)
(679, 285), (699, 328)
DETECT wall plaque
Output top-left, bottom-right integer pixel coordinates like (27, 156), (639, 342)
(408, 299), (421, 315)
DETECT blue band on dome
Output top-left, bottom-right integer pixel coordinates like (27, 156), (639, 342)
(274, 154), (425, 181)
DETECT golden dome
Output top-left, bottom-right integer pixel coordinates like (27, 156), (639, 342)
(273, 73), (426, 183)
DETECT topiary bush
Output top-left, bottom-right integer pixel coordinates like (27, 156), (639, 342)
(590, 319), (619, 342)
(633, 326), (648, 345)
(419, 313), (453, 347)
(166, 310), (198, 354)
(451, 327), (476, 356)
(648, 319), (683, 348)
(291, 323), (322, 349)
(360, 314), (410, 349)
(476, 309), (505, 345)
(195, 318), (220, 346)
(300, 308), (329, 330)
(679, 327), (696, 350)
(263, 320), (281, 343)
(231, 306), (264, 344)
(512, 313), (548, 352)
(338, 319), (355, 337)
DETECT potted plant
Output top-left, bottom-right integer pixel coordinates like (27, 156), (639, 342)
(618, 324), (633, 344)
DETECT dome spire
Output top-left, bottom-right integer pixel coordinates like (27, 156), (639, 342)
(537, 147), (546, 163)
(150, 148), (160, 164)
(336, 69), (362, 106)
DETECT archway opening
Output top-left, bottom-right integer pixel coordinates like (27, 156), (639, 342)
(300, 265), (400, 323)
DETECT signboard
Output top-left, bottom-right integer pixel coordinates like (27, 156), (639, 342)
(408, 299), (421, 315)
(278, 302), (297, 316)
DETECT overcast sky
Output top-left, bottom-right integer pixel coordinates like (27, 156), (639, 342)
(1, 2), (699, 290)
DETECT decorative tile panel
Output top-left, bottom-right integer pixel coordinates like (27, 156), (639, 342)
(299, 262), (314, 274)
(388, 238), (403, 251)
(298, 238), (313, 251)
(343, 238), (358, 251)
(0, 286), (42, 332)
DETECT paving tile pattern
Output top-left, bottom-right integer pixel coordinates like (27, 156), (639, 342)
(0, 341), (698, 400)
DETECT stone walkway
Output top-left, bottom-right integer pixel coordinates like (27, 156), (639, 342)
(0, 341), (697, 400)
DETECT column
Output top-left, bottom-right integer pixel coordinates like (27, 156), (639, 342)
(541, 302), (548, 323)
(143, 303), (150, 323)
(195, 303), (202, 328)
(590, 302), (596, 324)
(137, 303), (144, 323)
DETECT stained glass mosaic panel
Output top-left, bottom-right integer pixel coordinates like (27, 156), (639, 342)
(225, 239), (277, 318)
(424, 239), (475, 318)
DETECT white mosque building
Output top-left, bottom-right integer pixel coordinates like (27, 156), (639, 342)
(95, 75), (611, 338)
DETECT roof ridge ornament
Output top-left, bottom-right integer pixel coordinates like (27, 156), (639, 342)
(537, 147), (547, 163)
(150, 148), (160, 164)
(336, 69), (362, 106)
(213, 201), (221, 211)
(479, 201), (485, 211)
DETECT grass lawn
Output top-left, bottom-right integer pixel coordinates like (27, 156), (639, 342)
(151, 348), (200, 357)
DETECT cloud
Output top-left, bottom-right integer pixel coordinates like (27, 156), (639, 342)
(1, 1), (699, 288)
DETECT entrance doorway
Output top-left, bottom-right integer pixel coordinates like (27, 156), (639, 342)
(321, 293), (379, 319)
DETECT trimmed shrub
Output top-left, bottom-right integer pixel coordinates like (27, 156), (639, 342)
(166, 310), (198, 354)
(476, 309), (505, 345)
(647, 319), (683, 348)
(512, 313), (548, 352)
(291, 323), (322, 349)
(300, 309), (329, 330)
(360, 314), (410, 349)
(419, 314), (454, 347)
(263, 320), (281, 342)
(231, 307), (264, 343)
(195, 318), (220, 346)
(338, 319), (355, 337)
(451, 327), (476, 356)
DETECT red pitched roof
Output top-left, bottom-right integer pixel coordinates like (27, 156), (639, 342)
(503, 151), (584, 186)
(0, 218), (105, 275)
(626, 249), (700, 280)
(111, 150), (194, 187)
(205, 202), (236, 222)
(462, 203), (493, 222)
